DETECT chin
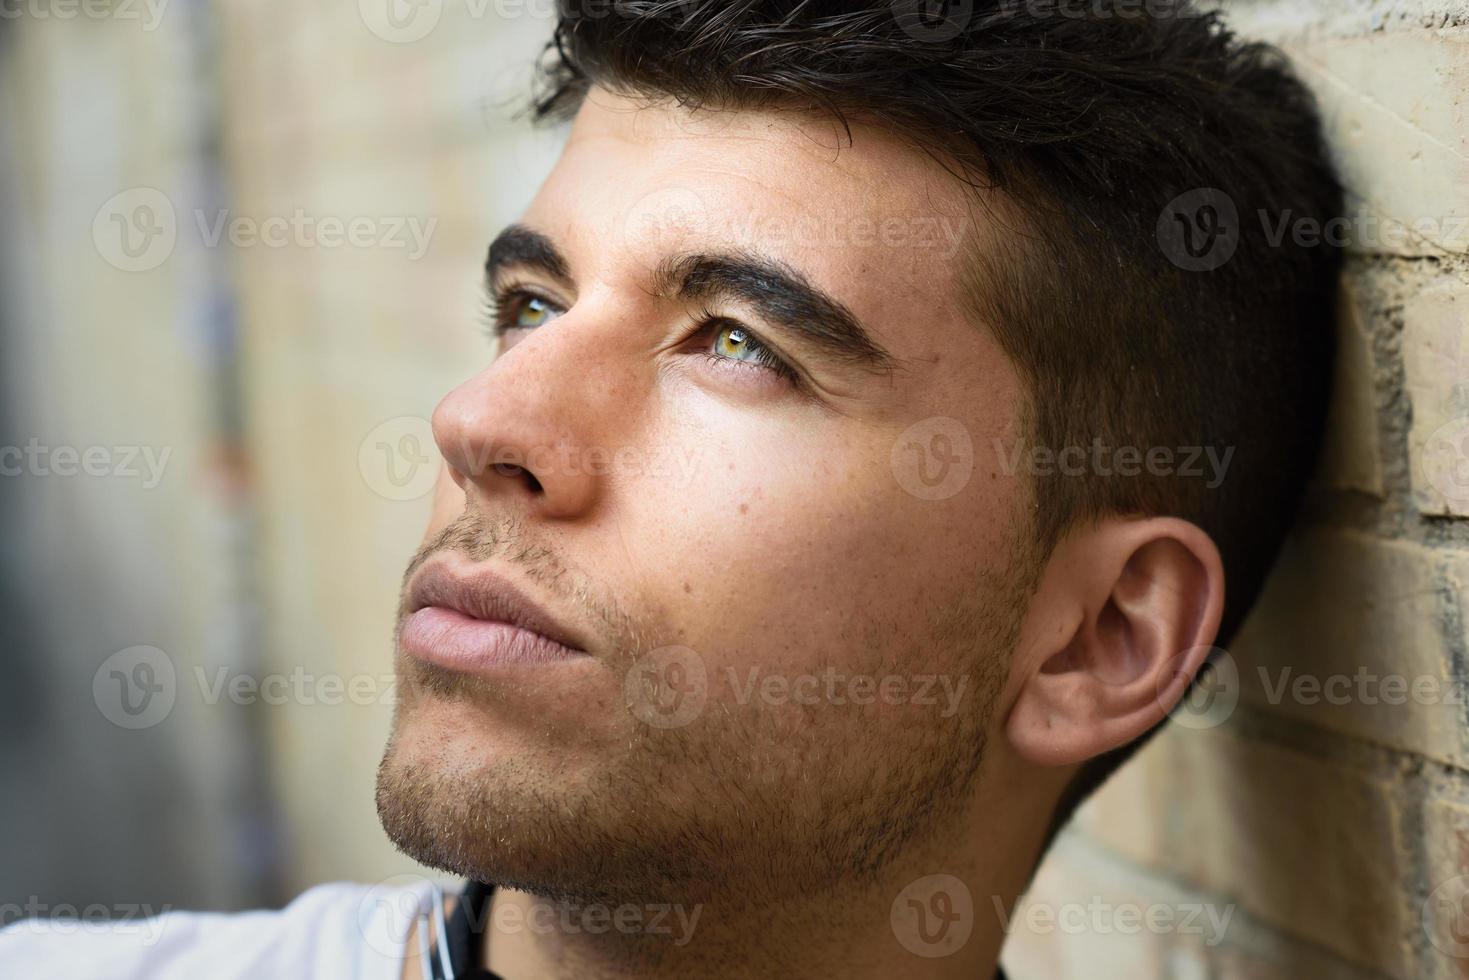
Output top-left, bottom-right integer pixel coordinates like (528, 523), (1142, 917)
(374, 718), (666, 906)
(376, 664), (999, 914)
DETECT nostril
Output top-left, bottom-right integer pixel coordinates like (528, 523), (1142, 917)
(493, 461), (543, 495)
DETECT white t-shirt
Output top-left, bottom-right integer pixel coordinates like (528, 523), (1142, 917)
(0, 879), (442, 980)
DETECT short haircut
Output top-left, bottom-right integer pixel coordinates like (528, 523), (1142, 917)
(530, 0), (1344, 834)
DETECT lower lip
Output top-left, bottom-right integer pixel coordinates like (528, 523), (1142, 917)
(398, 606), (587, 672)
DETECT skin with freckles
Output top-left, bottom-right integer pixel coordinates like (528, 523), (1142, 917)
(379, 88), (1224, 980)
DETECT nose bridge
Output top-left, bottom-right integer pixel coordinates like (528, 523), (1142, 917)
(432, 302), (641, 518)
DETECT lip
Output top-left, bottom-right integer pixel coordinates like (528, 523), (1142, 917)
(399, 561), (590, 673)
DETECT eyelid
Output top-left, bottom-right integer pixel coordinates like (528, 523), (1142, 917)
(486, 280), (569, 335)
(481, 283), (809, 392)
(491, 277), (567, 308)
(691, 308), (805, 383)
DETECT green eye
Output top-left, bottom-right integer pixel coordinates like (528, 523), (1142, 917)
(703, 321), (798, 385)
(515, 295), (559, 329)
(714, 325), (761, 362)
(489, 288), (565, 338)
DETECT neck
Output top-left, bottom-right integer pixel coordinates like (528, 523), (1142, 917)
(479, 810), (1046, 979)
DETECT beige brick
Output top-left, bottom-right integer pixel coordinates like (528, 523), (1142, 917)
(1001, 836), (1174, 979)
(1315, 285), (1384, 497)
(1072, 726), (1176, 868)
(1211, 936), (1396, 980)
(1232, 531), (1467, 767)
(1405, 279), (1469, 515)
(1172, 729), (1409, 975)
(1423, 798), (1469, 979)
(1284, 32), (1469, 256)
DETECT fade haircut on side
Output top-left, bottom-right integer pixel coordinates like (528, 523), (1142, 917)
(529, 0), (1344, 835)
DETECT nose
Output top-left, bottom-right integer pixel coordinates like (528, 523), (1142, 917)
(432, 324), (616, 520)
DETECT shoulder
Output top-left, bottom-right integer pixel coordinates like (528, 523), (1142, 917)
(0, 878), (438, 980)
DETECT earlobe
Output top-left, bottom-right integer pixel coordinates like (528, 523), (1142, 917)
(1006, 518), (1224, 767)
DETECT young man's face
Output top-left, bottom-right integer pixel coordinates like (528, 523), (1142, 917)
(378, 89), (1036, 906)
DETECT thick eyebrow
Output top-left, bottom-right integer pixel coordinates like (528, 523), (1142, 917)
(484, 224), (893, 372)
(485, 224), (570, 285)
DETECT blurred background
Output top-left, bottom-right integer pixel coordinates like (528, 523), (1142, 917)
(3, 2), (1469, 979)
(0, 0), (564, 911)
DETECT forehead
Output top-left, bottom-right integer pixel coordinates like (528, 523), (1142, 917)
(524, 88), (987, 337)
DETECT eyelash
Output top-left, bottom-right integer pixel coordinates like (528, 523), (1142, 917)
(482, 283), (801, 387)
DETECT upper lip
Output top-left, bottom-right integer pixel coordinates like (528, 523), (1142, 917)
(406, 560), (588, 653)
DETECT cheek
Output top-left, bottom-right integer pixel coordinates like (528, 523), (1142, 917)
(620, 417), (1014, 674)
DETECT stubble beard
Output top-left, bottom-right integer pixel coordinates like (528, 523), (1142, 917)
(376, 516), (1030, 917)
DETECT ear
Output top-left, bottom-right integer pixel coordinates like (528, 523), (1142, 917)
(1006, 516), (1225, 767)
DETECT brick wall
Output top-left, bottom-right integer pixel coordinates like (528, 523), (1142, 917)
(1005, 4), (1469, 977)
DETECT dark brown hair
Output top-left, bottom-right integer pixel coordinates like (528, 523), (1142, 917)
(531, 0), (1344, 834)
